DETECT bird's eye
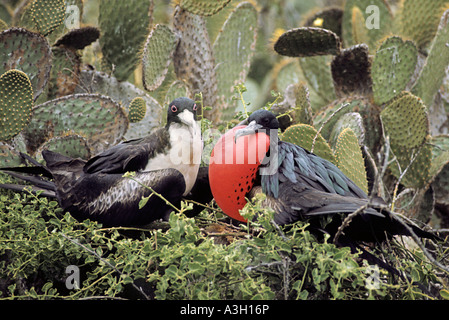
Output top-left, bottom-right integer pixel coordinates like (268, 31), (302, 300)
(192, 104), (198, 111)
(171, 105), (178, 112)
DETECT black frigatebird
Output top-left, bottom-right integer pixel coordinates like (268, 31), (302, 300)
(209, 109), (440, 272)
(0, 97), (204, 226)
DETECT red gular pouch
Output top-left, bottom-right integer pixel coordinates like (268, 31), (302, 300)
(209, 125), (271, 222)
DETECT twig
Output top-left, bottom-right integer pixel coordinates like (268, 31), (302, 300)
(333, 203), (369, 245)
(60, 232), (150, 300)
(388, 214), (449, 275)
(311, 102), (349, 153)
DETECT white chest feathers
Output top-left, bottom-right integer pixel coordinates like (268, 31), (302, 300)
(144, 110), (202, 196)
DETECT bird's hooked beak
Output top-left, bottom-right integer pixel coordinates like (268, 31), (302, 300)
(234, 120), (263, 142)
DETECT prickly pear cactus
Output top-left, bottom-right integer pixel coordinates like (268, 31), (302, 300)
(0, 142), (23, 167)
(128, 97), (147, 123)
(179, 0), (231, 16)
(389, 140), (433, 189)
(372, 36), (418, 105)
(281, 124), (336, 164)
(397, 0), (449, 50)
(0, 28), (52, 101)
(30, 0), (65, 36)
(35, 133), (91, 161)
(274, 27), (341, 57)
(47, 46), (81, 99)
(142, 24), (179, 92)
(342, 0), (393, 53)
(329, 112), (366, 148)
(412, 9), (449, 107)
(99, 0), (152, 81)
(164, 80), (191, 106)
(172, 6), (219, 118)
(299, 56), (336, 106)
(0, 70), (33, 141)
(380, 92), (429, 149)
(213, 1), (258, 115)
(23, 94), (128, 155)
(334, 127), (368, 194)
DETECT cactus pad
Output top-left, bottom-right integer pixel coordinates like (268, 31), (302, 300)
(47, 46), (81, 99)
(334, 127), (368, 194)
(299, 55), (336, 105)
(380, 92), (429, 149)
(0, 28), (52, 101)
(179, 0), (231, 16)
(281, 124), (336, 164)
(99, 0), (152, 81)
(303, 7), (343, 39)
(36, 134), (91, 161)
(329, 112), (366, 148)
(412, 9), (449, 107)
(173, 6), (218, 121)
(0, 142), (24, 167)
(274, 27), (341, 57)
(213, 1), (258, 116)
(389, 140), (432, 189)
(342, 0), (393, 52)
(23, 94), (128, 155)
(53, 26), (100, 50)
(372, 36), (418, 105)
(142, 24), (179, 92)
(0, 70), (33, 141)
(30, 0), (65, 36)
(128, 97), (147, 123)
(398, 0), (449, 49)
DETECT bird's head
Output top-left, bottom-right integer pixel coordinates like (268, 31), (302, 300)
(234, 109), (279, 141)
(166, 97), (198, 128)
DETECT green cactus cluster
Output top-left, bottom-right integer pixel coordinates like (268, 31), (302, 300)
(24, 94), (128, 155)
(270, 1), (449, 225)
(142, 1), (258, 123)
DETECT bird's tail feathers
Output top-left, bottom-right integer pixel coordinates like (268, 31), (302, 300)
(0, 152), (56, 197)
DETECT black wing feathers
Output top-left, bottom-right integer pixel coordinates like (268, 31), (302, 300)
(84, 129), (170, 174)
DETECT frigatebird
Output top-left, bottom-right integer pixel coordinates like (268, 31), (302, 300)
(0, 97), (204, 226)
(209, 110), (440, 269)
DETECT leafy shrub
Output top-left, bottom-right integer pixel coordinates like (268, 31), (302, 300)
(1, 183), (447, 300)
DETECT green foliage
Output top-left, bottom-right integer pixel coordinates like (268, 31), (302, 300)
(0, 189), (446, 300)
